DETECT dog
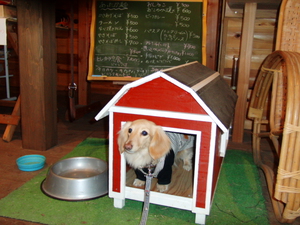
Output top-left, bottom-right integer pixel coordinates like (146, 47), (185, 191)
(118, 119), (194, 192)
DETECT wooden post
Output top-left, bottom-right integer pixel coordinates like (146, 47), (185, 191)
(17, 0), (57, 150)
(232, 2), (257, 143)
(206, 0), (221, 70)
(78, 0), (91, 106)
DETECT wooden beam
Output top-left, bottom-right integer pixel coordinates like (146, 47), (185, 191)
(0, 115), (20, 126)
(206, 0), (221, 70)
(225, 2), (278, 18)
(218, 17), (229, 77)
(0, 99), (16, 107)
(77, 0), (91, 106)
(227, 0), (281, 9)
(7, 30), (18, 55)
(17, 0), (57, 150)
(232, 2), (257, 143)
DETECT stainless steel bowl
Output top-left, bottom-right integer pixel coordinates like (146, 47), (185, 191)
(42, 157), (108, 200)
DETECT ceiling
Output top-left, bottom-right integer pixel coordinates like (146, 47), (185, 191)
(227, 0), (282, 9)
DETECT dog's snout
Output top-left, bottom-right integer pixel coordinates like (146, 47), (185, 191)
(124, 143), (133, 151)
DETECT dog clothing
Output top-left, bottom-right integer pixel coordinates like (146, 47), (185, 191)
(135, 132), (195, 185)
(166, 132), (195, 155)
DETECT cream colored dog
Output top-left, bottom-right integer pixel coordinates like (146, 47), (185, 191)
(118, 119), (194, 192)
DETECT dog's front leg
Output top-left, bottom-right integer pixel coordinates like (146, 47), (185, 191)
(156, 150), (175, 192)
(133, 179), (146, 187)
(133, 168), (147, 187)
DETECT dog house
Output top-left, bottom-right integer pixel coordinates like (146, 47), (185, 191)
(95, 61), (237, 224)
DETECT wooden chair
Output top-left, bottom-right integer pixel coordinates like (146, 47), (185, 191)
(0, 21), (20, 142)
(248, 0), (300, 222)
(0, 96), (20, 142)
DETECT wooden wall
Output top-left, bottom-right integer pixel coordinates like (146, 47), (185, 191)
(56, 1), (124, 97)
(0, 1), (122, 100)
(1, 0), (222, 100)
(218, 3), (279, 130)
(1, 1), (280, 103)
(0, 0), (281, 140)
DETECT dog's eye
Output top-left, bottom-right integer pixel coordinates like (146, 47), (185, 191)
(128, 128), (132, 133)
(141, 130), (148, 136)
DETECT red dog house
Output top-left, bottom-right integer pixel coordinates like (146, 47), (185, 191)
(95, 61), (237, 224)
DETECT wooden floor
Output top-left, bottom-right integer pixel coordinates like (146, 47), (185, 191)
(126, 161), (194, 198)
(0, 90), (299, 224)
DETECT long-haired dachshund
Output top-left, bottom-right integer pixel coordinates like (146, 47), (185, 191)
(118, 119), (194, 192)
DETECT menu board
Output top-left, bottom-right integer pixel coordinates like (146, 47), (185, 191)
(88, 0), (205, 80)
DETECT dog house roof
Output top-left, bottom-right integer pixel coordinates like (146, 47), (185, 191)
(95, 61), (237, 132)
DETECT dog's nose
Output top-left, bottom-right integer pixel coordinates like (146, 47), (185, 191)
(124, 143), (133, 151)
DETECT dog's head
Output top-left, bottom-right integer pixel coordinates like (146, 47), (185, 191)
(117, 119), (171, 160)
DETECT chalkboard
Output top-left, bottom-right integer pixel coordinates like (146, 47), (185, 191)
(88, 0), (206, 81)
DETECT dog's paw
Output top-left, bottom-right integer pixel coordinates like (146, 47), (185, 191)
(156, 184), (169, 192)
(133, 179), (145, 187)
(183, 163), (192, 171)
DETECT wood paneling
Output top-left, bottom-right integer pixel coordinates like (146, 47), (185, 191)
(206, 0), (222, 70)
(220, 17), (276, 84)
(219, 2), (278, 138)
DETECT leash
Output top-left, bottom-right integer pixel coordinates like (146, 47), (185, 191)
(68, 0), (77, 122)
(139, 164), (156, 225)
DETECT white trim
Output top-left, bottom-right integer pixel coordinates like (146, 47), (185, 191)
(161, 61), (199, 72)
(156, 72), (227, 132)
(125, 185), (210, 215)
(195, 214), (206, 225)
(110, 117), (219, 221)
(188, 90), (227, 132)
(94, 71), (229, 132)
(95, 86), (127, 121)
(193, 122), (217, 215)
(122, 124), (202, 212)
(206, 123), (217, 210)
(158, 71), (229, 132)
(116, 121), (213, 214)
(108, 112), (114, 199)
(95, 72), (162, 121)
(108, 112), (126, 201)
(164, 127), (201, 136)
(125, 186), (193, 210)
(219, 130), (229, 157)
(110, 106), (213, 122)
(192, 131), (204, 211)
(191, 72), (219, 91)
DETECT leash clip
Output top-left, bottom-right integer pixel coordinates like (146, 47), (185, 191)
(68, 82), (77, 98)
(146, 163), (156, 177)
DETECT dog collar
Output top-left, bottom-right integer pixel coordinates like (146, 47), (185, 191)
(138, 154), (166, 178)
(138, 163), (157, 177)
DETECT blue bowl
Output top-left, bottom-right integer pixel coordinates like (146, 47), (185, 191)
(16, 155), (46, 171)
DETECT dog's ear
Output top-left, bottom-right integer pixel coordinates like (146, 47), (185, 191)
(117, 121), (132, 154)
(149, 126), (171, 160)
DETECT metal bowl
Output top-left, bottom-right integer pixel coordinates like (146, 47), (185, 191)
(42, 157), (108, 200)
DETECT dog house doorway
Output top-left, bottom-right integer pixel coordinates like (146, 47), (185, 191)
(109, 111), (221, 224)
(124, 126), (201, 199)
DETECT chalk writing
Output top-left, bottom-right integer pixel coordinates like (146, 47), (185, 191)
(93, 1), (203, 77)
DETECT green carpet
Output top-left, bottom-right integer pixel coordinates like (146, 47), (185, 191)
(0, 138), (268, 224)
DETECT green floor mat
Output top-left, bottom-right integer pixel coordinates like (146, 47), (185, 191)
(0, 138), (268, 224)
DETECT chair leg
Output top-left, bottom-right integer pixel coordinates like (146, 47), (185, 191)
(2, 95), (21, 142)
